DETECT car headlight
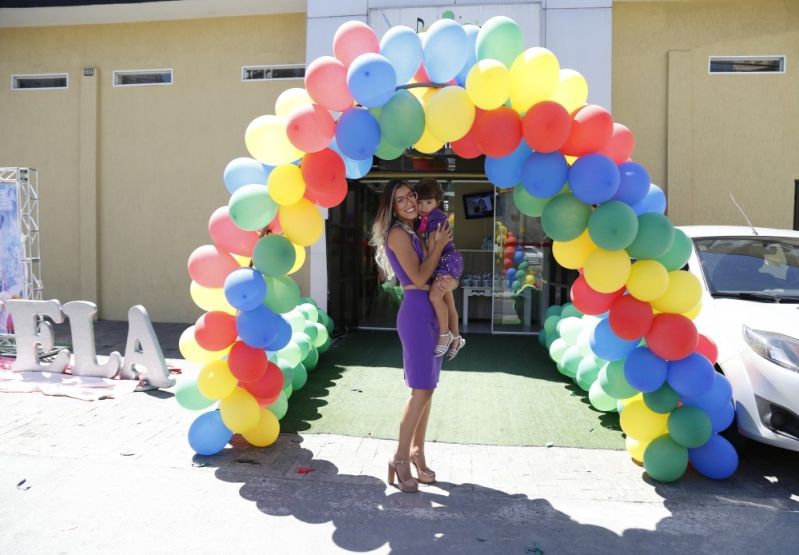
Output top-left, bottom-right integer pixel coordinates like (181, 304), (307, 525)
(743, 326), (799, 372)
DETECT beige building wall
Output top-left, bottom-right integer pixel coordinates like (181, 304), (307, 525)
(613, 0), (799, 227)
(0, 13), (308, 322)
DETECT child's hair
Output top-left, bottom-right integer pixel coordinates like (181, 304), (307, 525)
(415, 178), (444, 204)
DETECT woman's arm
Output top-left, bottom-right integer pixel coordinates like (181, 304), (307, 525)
(387, 226), (449, 288)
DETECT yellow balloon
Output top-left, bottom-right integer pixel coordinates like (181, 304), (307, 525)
(413, 125), (445, 154)
(279, 198), (323, 246)
(232, 254), (251, 267)
(267, 164), (306, 206)
(409, 84), (433, 102)
(552, 230), (597, 270)
(619, 399), (669, 441)
(466, 59), (511, 110)
(682, 299), (702, 320)
(288, 243), (306, 275)
(220, 387), (261, 433)
(550, 69), (588, 114)
(425, 86), (475, 142)
(583, 249), (632, 293)
(509, 47), (560, 113)
(179, 326), (230, 364)
(245, 115), (304, 166)
(197, 359), (238, 400)
(242, 408), (280, 447)
(652, 270), (702, 314)
(275, 88), (313, 117)
(565, 155), (578, 165)
(619, 392), (642, 412)
(625, 435), (650, 463)
(627, 260), (669, 302)
(190, 281), (236, 315)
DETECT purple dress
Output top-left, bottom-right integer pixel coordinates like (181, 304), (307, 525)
(417, 208), (464, 279)
(384, 225), (443, 390)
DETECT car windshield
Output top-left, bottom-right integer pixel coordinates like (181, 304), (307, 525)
(693, 236), (799, 301)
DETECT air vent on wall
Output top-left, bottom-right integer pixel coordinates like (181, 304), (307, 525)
(242, 65), (305, 81)
(113, 69), (173, 87)
(709, 56), (786, 74)
(12, 73), (68, 90)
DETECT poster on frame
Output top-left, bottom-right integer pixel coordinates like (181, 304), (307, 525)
(0, 181), (24, 334)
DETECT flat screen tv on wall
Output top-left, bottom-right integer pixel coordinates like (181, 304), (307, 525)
(462, 191), (494, 219)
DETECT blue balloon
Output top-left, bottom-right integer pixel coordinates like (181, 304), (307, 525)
(485, 141), (531, 188)
(236, 305), (280, 348)
(521, 152), (569, 198)
(455, 24), (480, 86)
(632, 184), (667, 215)
(380, 25), (423, 86)
(346, 53), (397, 108)
(569, 154), (620, 205)
(707, 401), (736, 433)
(265, 316), (293, 352)
(667, 353), (715, 397)
(188, 410), (232, 456)
(329, 138), (372, 179)
(513, 250), (524, 263)
(224, 268), (267, 311)
(590, 319), (639, 361)
(624, 346), (668, 392)
(688, 434), (738, 479)
(612, 162), (650, 206)
(335, 108), (381, 161)
(223, 157), (273, 194)
(422, 19), (469, 83)
(681, 373), (733, 413)
(506, 267), (517, 280)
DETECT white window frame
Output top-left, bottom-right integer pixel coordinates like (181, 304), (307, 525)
(11, 72), (69, 91)
(241, 64), (305, 82)
(112, 68), (174, 87)
(708, 55), (786, 75)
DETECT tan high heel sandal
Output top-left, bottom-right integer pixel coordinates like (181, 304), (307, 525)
(388, 457), (419, 493)
(410, 452), (436, 484)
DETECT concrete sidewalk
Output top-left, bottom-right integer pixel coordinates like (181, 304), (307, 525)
(1, 322), (799, 553)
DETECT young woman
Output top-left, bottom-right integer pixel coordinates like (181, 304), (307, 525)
(370, 179), (456, 492)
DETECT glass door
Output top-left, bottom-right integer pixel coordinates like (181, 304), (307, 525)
(491, 188), (546, 334)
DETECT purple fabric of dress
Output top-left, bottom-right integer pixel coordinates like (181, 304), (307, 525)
(416, 208), (464, 279)
(385, 225), (442, 390)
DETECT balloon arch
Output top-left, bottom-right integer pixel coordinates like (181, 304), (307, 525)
(178, 17), (737, 482)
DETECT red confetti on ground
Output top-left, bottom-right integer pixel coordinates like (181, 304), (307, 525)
(297, 467), (316, 475)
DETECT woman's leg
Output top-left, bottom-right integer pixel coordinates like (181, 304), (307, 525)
(444, 290), (460, 337)
(396, 388), (434, 479)
(428, 286), (450, 350)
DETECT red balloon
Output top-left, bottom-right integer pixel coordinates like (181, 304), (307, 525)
(413, 63), (430, 83)
(503, 257), (513, 269)
(208, 206), (259, 257)
(187, 244), (239, 288)
(301, 148), (346, 198)
(305, 180), (348, 208)
(522, 101), (572, 153)
(451, 118), (482, 159)
(608, 295), (653, 340)
(560, 105), (614, 157)
(473, 107), (522, 158)
(266, 213), (282, 235)
(695, 334), (719, 365)
(570, 276), (624, 315)
(194, 311), (237, 352)
(243, 361), (284, 406)
(228, 340), (268, 383)
(305, 56), (353, 112)
(645, 314), (698, 361)
(286, 103), (335, 153)
(597, 123), (635, 164)
(332, 21), (379, 68)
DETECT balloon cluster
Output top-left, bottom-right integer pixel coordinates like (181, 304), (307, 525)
(541, 303), (738, 482)
(497, 222), (537, 293)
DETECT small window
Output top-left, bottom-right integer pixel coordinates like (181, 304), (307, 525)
(242, 65), (305, 81)
(12, 73), (69, 90)
(709, 56), (786, 74)
(113, 69), (173, 87)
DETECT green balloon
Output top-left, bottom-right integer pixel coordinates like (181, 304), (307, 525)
(312, 322), (329, 347)
(475, 16), (524, 68)
(283, 383), (293, 399)
(277, 341), (302, 367)
(560, 346), (582, 379)
(292, 331), (312, 360)
(318, 336), (332, 353)
(538, 330), (547, 347)
(587, 201), (639, 251)
(560, 303), (582, 319)
(576, 356), (602, 392)
(291, 362), (308, 390)
(298, 302), (319, 323)
(541, 193), (592, 242)
(655, 228), (693, 271)
(375, 136), (405, 160)
(517, 261), (529, 272)
(175, 377), (215, 411)
(626, 213), (675, 260)
(263, 275), (301, 314)
(511, 279), (521, 292)
(544, 330), (560, 350)
(557, 317), (583, 345)
(513, 185), (550, 217)
(267, 391), (289, 420)
(548, 337), (569, 364)
(379, 90), (425, 147)
(544, 314), (560, 335)
(544, 304), (563, 319)
(515, 271), (526, 283)
(322, 313), (334, 334)
(285, 309), (305, 332)
(598, 360), (637, 399)
(303, 347), (319, 371)
(277, 358), (294, 389)
(644, 383), (680, 413)
(299, 296), (318, 308)
(668, 406), (712, 448)
(588, 380), (617, 412)
(643, 435), (689, 483)
(253, 235), (296, 277)
(228, 184), (278, 231)
(303, 323), (319, 343)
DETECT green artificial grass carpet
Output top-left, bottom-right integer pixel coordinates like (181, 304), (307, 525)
(281, 331), (624, 450)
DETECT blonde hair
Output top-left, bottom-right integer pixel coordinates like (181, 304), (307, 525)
(370, 179), (412, 283)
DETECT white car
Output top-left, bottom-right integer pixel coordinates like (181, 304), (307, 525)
(682, 225), (799, 452)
